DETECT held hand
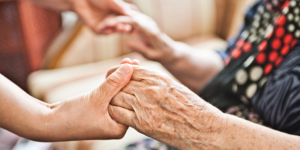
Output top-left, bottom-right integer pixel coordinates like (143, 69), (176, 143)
(106, 58), (140, 78)
(73, 0), (136, 33)
(107, 66), (227, 149)
(47, 64), (133, 141)
(98, 12), (178, 63)
(34, 0), (135, 33)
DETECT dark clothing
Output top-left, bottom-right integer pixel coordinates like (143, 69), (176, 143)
(212, 0), (300, 135)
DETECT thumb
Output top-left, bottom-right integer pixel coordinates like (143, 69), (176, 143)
(99, 64), (133, 104)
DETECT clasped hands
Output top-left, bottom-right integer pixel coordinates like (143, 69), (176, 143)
(105, 60), (226, 149)
(41, 0), (226, 147)
(22, 0), (225, 144)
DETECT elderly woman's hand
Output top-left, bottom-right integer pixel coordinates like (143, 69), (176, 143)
(107, 66), (300, 149)
(108, 65), (227, 149)
(97, 11), (179, 64)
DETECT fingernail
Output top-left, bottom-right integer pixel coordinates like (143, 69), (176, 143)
(119, 64), (132, 75)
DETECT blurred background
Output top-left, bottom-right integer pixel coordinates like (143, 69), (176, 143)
(0, 0), (257, 149)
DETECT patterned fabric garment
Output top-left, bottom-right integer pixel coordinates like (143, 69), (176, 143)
(226, 0), (300, 135)
(201, 0), (300, 135)
(225, 0), (299, 103)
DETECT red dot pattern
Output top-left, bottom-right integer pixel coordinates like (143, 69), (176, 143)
(259, 40), (267, 51)
(284, 34), (293, 44)
(257, 53), (266, 64)
(231, 48), (242, 59)
(236, 39), (244, 48)
(281, 1), (290, 9)
(243, 42), (252, 52)
(276, 27), (285, 37)
(229, 0), (300, 100)
(269, 51), (278, 62)
(292, 39), (298, 47)
(264, 64), (273, 75)
(281, 45), (290, 55)
(272, 39), (282, 50)
(275, 57), (283, 67)
(276, 15), (286, 26)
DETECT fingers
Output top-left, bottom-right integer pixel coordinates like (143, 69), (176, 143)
(120, 58), (131, 64)
(116, 24), (132, 32)
(108, 105), (136, 127)
(111, 92), (135, 110)
(131, 59), (140, 65)
(98, 16), (135, 34)
(106, 58), (140, 79)
(98, 64), (133, 105)
(120, 58), (140, 65)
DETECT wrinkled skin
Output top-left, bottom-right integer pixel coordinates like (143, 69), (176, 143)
(106, 64), (300, 150)
(107, 66), (226, 149)
(98, 11), (178, 63)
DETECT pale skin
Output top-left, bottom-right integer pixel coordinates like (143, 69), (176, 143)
(0, 63), (139, 141)
(26, 0), (135, 34)
(107, 64), (300, 150)
(0, 0), (140, 141)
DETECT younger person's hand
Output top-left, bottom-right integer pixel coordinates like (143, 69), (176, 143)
(32, 0), (135, 33)
(45, 64), (134, 141)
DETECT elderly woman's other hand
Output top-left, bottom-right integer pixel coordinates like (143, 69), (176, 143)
(97, 11), (179, 64)
(97, 10), (225, 94)
(108, 65), (226, 149)
(108, 66), (300, 150)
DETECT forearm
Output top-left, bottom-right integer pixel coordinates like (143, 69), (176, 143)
(187, 112), (300, 149)
(22, 0), (72, 11)
(223, 114), (300, 149)
(0, 75), (53, 140)
(162, 42), (224, 93)
(0, 75), (95, 141)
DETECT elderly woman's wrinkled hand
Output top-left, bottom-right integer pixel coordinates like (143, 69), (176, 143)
(108, 66), (227, 149)
(98, 11), (178, 64)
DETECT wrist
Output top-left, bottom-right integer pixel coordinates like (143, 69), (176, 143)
(157, 37), (183, 65)
(196, 111), (229, 149)
(178, 100), (229, 149)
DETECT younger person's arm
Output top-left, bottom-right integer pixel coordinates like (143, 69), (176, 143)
(0, 64), (133, 141)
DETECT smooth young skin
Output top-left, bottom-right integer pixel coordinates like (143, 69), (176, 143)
(0, 64), (134, 141)
(27, 0), (135, 33)
(98, 11), (224, 93)
(108, 65), (300, 150)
